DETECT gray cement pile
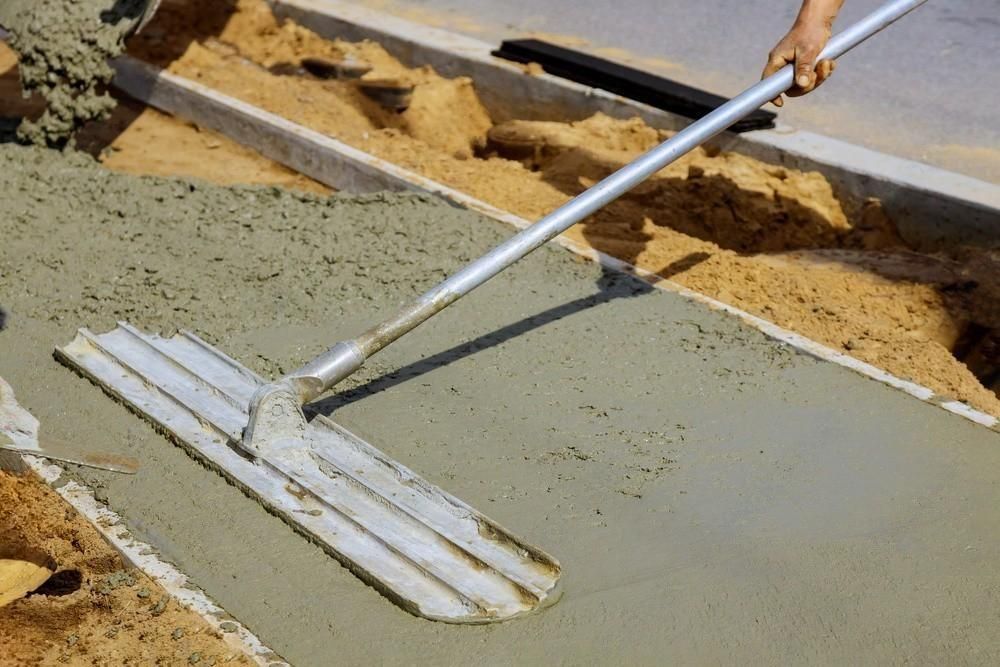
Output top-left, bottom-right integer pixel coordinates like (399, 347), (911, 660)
(1, 144), (999, 664)
(0, 0), (145, 146)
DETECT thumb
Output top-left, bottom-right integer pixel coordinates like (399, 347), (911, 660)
(794, 45), (819, 90)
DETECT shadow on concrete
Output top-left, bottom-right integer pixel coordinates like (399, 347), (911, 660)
(531, 142), (1000, 400)
(310, 251), (709, 416)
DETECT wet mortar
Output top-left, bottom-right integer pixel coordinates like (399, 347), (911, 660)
(1, 144), (999, 664)
(0, 0), (148, 146)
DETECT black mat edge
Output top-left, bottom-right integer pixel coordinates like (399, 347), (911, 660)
(492, 39), (776, 133)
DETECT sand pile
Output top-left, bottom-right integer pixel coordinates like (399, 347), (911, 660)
(117, 0), (998, 414)
(130, 0), (492, 159)
(0, 469), (251, 665)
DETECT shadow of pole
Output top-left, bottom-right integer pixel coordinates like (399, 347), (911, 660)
(310, 252), (709, 416)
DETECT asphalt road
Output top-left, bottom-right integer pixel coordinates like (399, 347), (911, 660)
(366, 0), (1000, 183)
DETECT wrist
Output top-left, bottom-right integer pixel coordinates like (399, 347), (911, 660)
(794, 0), (841, 31)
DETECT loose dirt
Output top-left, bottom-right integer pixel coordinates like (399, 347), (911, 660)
(121, 0), (998, 413)
(0, 469), (251, 666)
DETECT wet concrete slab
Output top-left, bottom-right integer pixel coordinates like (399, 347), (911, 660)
(60, 243), (1000, 664)
(2, 146), (998, 664)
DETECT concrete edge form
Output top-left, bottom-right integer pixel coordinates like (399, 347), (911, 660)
(108, 56), (1000, 432)
(269, 0), (1000, 250)
(15, 455), (288, 666)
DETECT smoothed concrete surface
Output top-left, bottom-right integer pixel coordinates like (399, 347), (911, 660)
(12, 213), (1000, 664)
(2, 145), (997, 665)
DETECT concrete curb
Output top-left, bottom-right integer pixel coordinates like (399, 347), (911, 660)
(271, 0), (1000, 250)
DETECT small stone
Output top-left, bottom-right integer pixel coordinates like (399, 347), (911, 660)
(136, 587), (151, 599)
(150, 597), (168, 616)
(219, 621), (238, 633)
(171, 628), (185, 641)
(66, 634), (78, 646)
(98, 570), (137, 594)
(189, 652), (202, 664)
(845, 338), (871, 351)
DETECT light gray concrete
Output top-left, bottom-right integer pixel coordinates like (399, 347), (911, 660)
(5, 155), (998, 664)
(364, 0), (1000, 184)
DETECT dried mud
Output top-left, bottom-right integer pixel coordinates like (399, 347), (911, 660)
(125, 0), (999, 414)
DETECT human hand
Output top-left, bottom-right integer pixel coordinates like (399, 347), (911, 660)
(762, 1), (843, 106)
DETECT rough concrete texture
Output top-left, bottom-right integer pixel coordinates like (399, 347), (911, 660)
(1, 144), (999, 664)
(0, 0), (145, 145)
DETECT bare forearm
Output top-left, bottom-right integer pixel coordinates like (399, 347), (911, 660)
(794, 0), (845, 35)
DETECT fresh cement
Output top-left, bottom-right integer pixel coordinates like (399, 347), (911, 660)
(2, 144), (1000, 664)
(0, 0), (144, 145)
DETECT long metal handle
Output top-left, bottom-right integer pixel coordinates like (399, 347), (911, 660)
(289, 0), (928, 402)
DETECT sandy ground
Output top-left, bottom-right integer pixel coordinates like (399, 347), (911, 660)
(0, 469), (251, 666)
(119, 0), (998, 414)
